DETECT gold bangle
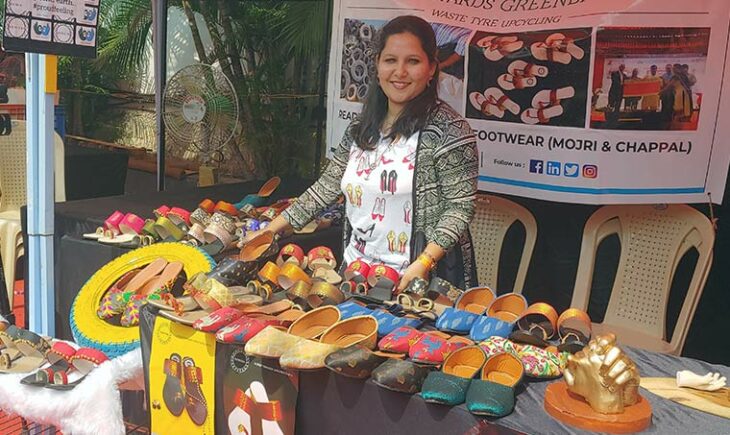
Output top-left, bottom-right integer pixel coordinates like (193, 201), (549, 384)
(417, 252), (437, 270)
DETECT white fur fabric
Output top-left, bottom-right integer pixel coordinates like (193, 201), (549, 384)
(0, 348), (144, 435)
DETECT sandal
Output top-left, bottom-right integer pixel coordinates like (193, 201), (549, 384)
(120, 261), (185, 327)
(276, 244), (307, 269)
(0, 328), (50, 374)
(20, 341), (76, 386)
(421, 345), (487, 405)
(46, 347), (109, 390)
(234, 176), (281, 209)
(556, 308), (592, 353)
(82, 210), (125, 240)
(97, 213), (147, 245)
(509, 302), (559, 347)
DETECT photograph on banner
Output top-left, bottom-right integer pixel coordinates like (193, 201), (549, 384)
(218, 346), (298, 435)
(590, 27), (710, 131)
(340, 18), (470, 114)
(466, 27), (591, 128)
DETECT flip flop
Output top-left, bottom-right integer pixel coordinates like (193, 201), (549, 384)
(556, 308), (592, 353)
(509, 302), (559, 347)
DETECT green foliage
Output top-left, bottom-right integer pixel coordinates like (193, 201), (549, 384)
(52, 0), (330, 179)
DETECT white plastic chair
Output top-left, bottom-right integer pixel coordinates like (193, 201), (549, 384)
(469, 194), (537, 294)
(0, 120), (66, 306)
(570, 204), (714, 355)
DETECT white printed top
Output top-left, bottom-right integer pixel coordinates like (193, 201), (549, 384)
(340, 132), (417, 273)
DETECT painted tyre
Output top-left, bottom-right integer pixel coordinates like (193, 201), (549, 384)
(70, 243), (215, 358)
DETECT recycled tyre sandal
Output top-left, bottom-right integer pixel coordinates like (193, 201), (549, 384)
(46, 347), (109, 390)
(234, 176), (281, 209)
(70, 243), (214, 357)
(20, 341), (76, 386)
(0, 329), (51, 374)
(509, 302), (559, 347)
(556, 308), (592, 354)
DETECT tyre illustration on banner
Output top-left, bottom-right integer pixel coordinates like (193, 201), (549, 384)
(340, 18), (470, 112)
(466, 27), (591, 128)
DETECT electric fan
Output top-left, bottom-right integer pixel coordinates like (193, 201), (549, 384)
(163, 63), (239, 186)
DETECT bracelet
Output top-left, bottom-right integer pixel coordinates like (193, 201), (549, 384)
(417, 252), (437, 270)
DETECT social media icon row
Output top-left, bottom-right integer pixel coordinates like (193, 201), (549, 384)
(529, 160), (597, 178)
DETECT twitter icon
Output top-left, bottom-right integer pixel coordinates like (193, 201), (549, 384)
(563, 163), (579, 177)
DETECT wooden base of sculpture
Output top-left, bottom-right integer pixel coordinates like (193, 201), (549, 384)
(544, 382), (652, 434)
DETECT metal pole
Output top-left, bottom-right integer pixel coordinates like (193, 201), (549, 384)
(26, 53), (56, 336)
(313, 0), (333, 177)
(153, 0), (168, 191)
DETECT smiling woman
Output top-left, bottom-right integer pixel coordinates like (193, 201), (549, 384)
(244, 15), (480, 291)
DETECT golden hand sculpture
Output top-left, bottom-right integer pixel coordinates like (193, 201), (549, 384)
(564, 333), (640, 414)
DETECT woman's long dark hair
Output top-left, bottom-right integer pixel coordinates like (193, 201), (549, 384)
(353, 15), (439, 150)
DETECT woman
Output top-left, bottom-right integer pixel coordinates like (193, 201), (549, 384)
(244, 15), (478, 290)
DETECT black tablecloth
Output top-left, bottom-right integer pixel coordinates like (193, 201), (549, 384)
(17, 175), (730, 365)
(22, 179), (341, 340)
(136, 304), (730, 435)
(64, 143), (128, 200)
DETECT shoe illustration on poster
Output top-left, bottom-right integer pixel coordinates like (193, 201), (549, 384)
(150, 317), (217, 434)
(218, 346), (299, 435)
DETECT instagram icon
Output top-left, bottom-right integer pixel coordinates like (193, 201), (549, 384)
(582, 164), (598, 178)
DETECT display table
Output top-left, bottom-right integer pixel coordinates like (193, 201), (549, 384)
(136, 305), (730, 434)
(20, 178), (341, 340)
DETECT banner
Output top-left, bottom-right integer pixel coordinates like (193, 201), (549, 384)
(326, 0), (730, 204)
(3, 0), (100, 58)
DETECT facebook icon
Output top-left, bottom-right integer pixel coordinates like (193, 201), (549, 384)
(529, 160), (544, 174)
(546, 161), (561, 176)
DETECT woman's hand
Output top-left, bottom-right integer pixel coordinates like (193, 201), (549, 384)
(397, 260), (430, 293)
